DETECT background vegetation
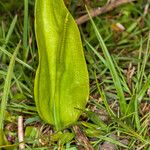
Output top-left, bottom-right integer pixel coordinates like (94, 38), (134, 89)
(0, 0), (150, 149)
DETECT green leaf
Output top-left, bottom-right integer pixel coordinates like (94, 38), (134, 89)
(0, 41), (20, 148)
(25, 126), (39, 139)
(58, 132), (75, 149)
(34, 0), (89, 130)
(85, 110), (108, 130)
(98, 135), (128, 148)
(86, 7), (127, 115)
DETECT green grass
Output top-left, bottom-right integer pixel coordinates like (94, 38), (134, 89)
(0, 41), (21, 146)
(0, 0), (150, 149)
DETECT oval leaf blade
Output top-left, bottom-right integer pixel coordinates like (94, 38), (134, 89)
(34, 0), (89, 130)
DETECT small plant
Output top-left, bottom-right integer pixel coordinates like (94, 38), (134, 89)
(34, 0), (89, 130)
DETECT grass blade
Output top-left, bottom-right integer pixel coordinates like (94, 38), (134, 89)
(0, 41), (21, 145)
(23, 0), (29, 62)
(98, 135), (128, 148)
(3, 15), (17, 48)
(86, 7), (127, 115)
(94, 71), (115, 117)
(0, 46), (34, 71)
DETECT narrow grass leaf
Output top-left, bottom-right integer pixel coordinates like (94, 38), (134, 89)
(0, 46), (34, 71)
(86, 7), (127, 115)
(94, 71), (115, 117)
(3, 15), (17, 48)
(85, 40), (107, 67)
(0, 41), (20, 146)
(23, 0), (29, 61)
(98, 135), (128, 148)
(132, 34), (150, 130)
(86, 110), (108, 130)
(112, 57), (131, 95)
(114, 118), (150, 144)
(138, 33), (150, 89)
